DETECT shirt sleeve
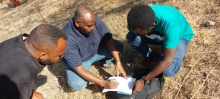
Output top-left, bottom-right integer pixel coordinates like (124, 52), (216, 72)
(20, 60), (38, 99)
(163, 21), (180, 49)
(62, 41), (82, 68)
(95, 15), (112, 41)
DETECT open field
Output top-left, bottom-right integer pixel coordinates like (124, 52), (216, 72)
(0, 0), (219, 99)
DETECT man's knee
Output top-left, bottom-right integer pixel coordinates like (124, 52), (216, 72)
(163, 70), (177, 77)
(126, 32), (135, 44)
(68, 80), (87, 91)
(163, 62), (182, 77)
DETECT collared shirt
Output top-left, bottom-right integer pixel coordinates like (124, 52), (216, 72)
(62, 15), (112, 68)
(148, 5), (194, 49)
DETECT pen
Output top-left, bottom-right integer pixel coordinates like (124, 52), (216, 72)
(109, 79), (114, 82)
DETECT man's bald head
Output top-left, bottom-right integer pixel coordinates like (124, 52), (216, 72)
(74, 6), (95, 21)
(73, 6), (96, 35)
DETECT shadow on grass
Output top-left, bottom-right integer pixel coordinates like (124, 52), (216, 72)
(33, 75), (47, 91)
(47, 60), (73, 93)
(46, 60), (117, 94)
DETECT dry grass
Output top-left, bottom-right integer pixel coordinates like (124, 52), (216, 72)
(0, 0), (220, 99)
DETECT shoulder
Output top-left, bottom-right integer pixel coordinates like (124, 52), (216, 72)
(0, 35), (21, 49)
(95, 15), (109, 27)
(94, 15), (110, 33)
(0, 35), (34, 63)
(62, 19), (79, 44)
(151, 5), (182, 20)
(95, 15), (105, 25)
(151, 5), (178, 12)
(62, 19), (75, 35)
(0, 42), (41, 73)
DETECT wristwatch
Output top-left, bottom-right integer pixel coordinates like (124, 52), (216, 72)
(142, 76), (150, 84)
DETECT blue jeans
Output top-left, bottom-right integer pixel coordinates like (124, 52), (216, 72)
(126, 31), (189, 77)
(63, 40), (123, 91)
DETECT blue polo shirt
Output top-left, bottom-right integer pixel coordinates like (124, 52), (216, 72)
(62, 15), (112, 68)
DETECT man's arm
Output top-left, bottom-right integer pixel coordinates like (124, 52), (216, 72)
(145, 48), (176, 81)
(95, 16), (126, 77)
(31, 91), (44, 99)
(106, 38), (127, 78)
(131, 48), (176, 93)
(73, 65), (118, 89)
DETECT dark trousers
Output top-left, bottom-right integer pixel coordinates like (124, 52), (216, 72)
(113, 68), (164, 99)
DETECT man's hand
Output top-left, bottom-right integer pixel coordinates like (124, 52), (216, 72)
(31, 91), (44, 99)
(105, 38), (127, 79)
(115, 63), (127, 79)
(130, 79), (145, 94)
(74, 66), (119, 89)
(102, 79), (119, 89)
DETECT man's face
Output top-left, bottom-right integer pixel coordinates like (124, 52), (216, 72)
(131, 28), (151, 36)
(131, 23), (156, 36)
(39, 38), (67, 65)
(75, 14), (96, 35)
(79, 20), (95, 35)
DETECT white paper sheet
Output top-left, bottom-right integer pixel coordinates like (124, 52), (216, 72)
(102, 77), (136, 95)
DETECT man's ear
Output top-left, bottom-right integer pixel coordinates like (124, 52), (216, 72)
(75, 19), (80, 28)
(39, 52), (48, 60)
(151, 22), (156, 28)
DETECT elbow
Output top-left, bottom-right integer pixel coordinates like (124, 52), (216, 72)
(162, 58), (180, 77)
(163, 58), (173, 67)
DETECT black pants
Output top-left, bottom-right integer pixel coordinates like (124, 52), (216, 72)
(113, 68), (164, 99)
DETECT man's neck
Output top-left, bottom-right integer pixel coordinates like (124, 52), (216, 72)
(23, 38), (39, 60)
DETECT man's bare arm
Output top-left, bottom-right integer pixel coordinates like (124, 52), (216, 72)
(145, 48), (176, 81)
(73, 65), (118, 89)
(106, 38), (127, 78)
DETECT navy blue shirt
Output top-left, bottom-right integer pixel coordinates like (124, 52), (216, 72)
(62, 15), (112, 68)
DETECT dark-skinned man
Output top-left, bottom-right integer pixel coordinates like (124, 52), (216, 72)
(115, 4), (194, 99)
(62, 6), (127, 91)
(0, 24), (67, 99)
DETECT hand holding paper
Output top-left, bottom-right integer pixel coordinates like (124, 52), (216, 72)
(108, 78), (119, 89)
(102, 77), (136, 95)
(130, 78), (145, 94)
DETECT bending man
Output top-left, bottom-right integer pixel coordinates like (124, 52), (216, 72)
(62, 6), (127, 91)
(0, 24), (67, 99)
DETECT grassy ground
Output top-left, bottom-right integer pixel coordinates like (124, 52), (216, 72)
(0, 0), (219, 99)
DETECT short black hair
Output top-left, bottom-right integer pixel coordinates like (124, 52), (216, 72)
(127, 4), (155, 30)
(28, 24), (68, 51)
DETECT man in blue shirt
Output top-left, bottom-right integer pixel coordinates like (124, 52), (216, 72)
(125, 4), (194, 97)
(62, 6), (127, 91)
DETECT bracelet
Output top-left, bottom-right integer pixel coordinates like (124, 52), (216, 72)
(116, 62), (121, 65)
(142, 76), (150, 84)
